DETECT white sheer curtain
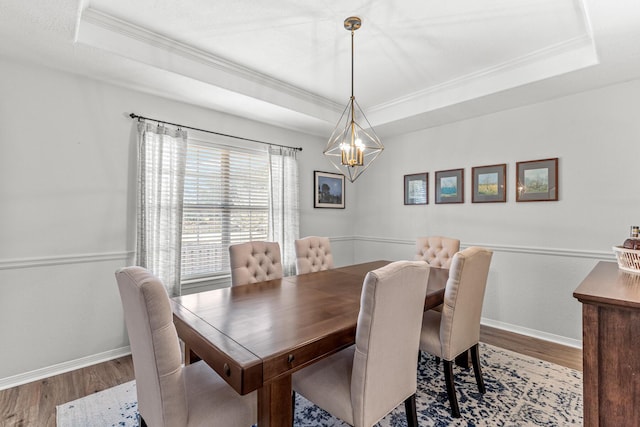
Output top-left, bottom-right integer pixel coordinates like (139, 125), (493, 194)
(268, 146), (300, 276)
(136, 122), (187, 297)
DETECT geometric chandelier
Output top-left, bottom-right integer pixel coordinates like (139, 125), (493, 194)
(323, 16), (384, 183)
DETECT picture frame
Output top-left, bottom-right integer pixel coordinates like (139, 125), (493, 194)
(435, 168), (464, 204)
(472, 164), (507, 203)
(314, 170), (345, 208)
(404, 173), (428, 205)
(516, 157), (558, 202)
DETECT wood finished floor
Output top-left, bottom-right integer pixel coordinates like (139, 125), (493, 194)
(0, 325), (582, 427)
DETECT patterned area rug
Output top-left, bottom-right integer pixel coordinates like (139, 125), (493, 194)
(57, 343), (582, 426)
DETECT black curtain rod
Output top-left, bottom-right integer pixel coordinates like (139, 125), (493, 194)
(129, 113), (303, 152)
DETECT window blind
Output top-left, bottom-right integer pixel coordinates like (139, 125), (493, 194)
(181, 140), (270, 280)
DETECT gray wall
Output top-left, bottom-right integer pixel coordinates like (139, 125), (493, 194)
(2, 53), (639, 388)
(0, 57), (350, 387)
(349, 79), (640, 345)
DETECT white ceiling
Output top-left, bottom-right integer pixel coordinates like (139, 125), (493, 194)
(1, 0), (640, 138)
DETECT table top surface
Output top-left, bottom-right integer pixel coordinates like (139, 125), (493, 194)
(573, 261), (640, 308)
(171, 260), (448, 394)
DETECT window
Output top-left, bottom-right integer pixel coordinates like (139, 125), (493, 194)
(181, 139), (270, 281)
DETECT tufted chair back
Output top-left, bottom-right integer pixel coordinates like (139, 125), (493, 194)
(229, 241), (283, 286)
(116, 266), (258, 426)
(291, 261), (430, 427)
(294, 236), (334, 274)
(115, 266), (188, 426)
(414, 236), (460, 269)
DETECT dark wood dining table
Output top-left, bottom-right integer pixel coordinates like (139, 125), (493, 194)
(170, 260), (449, 427)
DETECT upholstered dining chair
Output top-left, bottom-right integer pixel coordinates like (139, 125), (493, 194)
(228, 241), (283, 286)
(292, 261), (430, 427)
(294, 236), (334, 274)
(415, 236), (461, 314)
(414, 236), (460, 269)
(115, 266), (257, 427)
(418, 246), (493, 418)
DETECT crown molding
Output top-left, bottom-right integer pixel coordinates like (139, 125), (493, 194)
(75, 6), (600, 135)
(370, 33), (597, 114)
(77, 8), (341, 118)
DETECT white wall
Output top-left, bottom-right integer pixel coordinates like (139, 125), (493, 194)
(3, 52), (639, 388)
(351, 79), (640, 345)
(0, 56), (353, 387)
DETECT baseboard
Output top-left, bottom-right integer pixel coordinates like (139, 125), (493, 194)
(0, 346), (131, 391)
(481, 317), (582, 349)
(0, 320), (580, 391)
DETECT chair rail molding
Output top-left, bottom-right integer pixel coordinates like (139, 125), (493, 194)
(351, 235), (614, 261)
(0, 251), (134, 270)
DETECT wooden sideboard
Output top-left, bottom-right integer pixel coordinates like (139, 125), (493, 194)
(573, 261), (640, 426)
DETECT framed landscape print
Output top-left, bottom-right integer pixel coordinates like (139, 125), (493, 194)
(314, 170), (345, 208)
(516, 157), (558, 202)
(472, 164), (506, 203)
(435, 168), (464, 204)
(404, 173), (428, 205)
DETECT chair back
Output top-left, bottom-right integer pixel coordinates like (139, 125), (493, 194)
(115, 267), (187, 427)
(351, 261), (430, 427)
(229, 241), (283, 286)
(414, 236), (460, 268)
(294, 236), (334, 274)
(439, 247), (493, 360)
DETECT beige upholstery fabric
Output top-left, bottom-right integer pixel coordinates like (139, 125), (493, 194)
(115, 267), (256, 427)
(228, 241), (283, 286)
(294, 236), (334, 274)
(419, 247), (492, 417)
(292, 261), (430, 427)
(414, 236), (460, 268)
(420, 246), (492, 361)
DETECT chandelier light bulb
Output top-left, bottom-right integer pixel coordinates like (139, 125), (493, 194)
(323, 16), (384, 183)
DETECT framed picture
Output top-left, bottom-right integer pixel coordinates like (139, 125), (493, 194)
(435, 168), (464, 204)
(472, 164), (506, 203)
(516, 157), (558, 202)
(314, 170), (345, 208)
(404, 173), (428, 205)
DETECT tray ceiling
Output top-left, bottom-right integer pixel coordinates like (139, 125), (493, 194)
(1, 0), (640, 137)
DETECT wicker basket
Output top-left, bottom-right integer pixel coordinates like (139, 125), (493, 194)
(612, 246), (640, 274)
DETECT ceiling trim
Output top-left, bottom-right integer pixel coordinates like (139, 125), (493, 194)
(371, 34), (598, 113)
(366, 33), (598, 128)
(71, 3), (603, 135)
(76, 8), (342, 115)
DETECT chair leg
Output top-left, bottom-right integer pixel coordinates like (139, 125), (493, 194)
(443, 360), (461, 418)
(470, 344), (486, 394)
(454, 350), (470, 369)
(404, 394), (418, 427)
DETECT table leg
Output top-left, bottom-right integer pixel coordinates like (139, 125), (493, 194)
(183, 343), (201, 365)
(258, 375), (293, 427)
